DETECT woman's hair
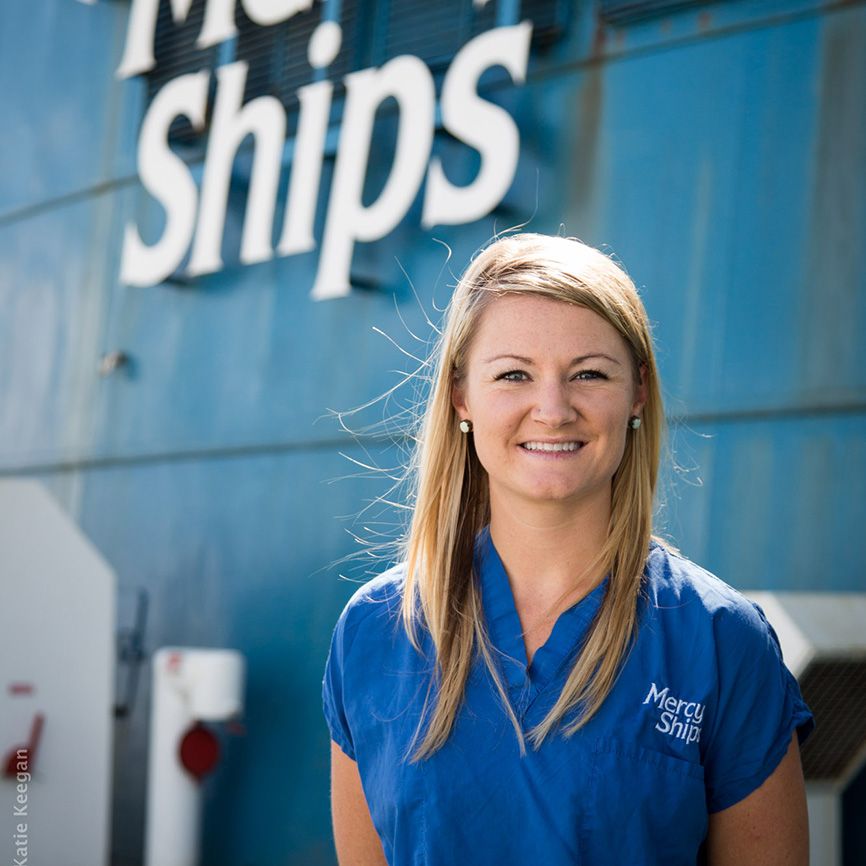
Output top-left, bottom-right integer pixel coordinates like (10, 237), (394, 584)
(397, 232), (665, 762)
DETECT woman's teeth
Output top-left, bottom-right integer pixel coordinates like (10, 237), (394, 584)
(520, 442), (582, 452)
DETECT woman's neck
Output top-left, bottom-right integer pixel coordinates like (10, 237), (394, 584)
(487, 493), (611, 612)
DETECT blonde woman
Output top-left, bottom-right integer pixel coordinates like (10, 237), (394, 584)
(323, 233), (814, 866)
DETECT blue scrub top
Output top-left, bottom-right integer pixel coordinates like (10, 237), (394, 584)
(323, 527), (815, 866)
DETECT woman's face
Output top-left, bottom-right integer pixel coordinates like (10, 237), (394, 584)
(451, 293), (646, 517)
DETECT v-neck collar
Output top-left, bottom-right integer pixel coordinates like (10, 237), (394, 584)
(473, 525), (610, 697)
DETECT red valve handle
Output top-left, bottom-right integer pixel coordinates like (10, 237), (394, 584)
(178, 721), (220, 782)
(3, 713), (44, 778)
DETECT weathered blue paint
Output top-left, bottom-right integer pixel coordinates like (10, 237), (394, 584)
(2, 0), (864, 863)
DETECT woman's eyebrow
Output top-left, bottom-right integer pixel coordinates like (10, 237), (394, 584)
(483, 352), (622, 366)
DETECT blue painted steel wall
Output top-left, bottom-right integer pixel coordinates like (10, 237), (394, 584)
(1, 0), (864, 863)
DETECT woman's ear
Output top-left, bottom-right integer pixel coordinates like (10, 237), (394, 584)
(632, 363), (648, 416)
(451, 378), (468, 417)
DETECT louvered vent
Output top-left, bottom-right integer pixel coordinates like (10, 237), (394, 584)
(144, 0), (568, 145)
(146, 0), (216, 144)
(523, 0), (569, 49)
(799, 659), (866, 781)
(234, 0), (366, 106)
(234, 3), (320, 108)
(599, 0), (711, 26)
(745, 592), (866, 786)
(382, 0), (473, 70)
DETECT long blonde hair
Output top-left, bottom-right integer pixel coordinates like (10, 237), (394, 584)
(397, 233), (665, 762)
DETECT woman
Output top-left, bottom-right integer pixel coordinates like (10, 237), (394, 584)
(323, 233), (814, 865)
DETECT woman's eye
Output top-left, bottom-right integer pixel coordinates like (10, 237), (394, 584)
(574, 369), (607, 381)
(496, 370), (527, 382)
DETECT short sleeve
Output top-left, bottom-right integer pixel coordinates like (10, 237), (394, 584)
(703, 600), (815, 813)
(322, 606), (357, 760)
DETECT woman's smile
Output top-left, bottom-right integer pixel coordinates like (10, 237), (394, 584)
(518, 440), (585, 455)
(520, 437), (584, 449)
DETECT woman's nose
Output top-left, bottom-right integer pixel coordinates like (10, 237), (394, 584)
(531, 380), (578, 427)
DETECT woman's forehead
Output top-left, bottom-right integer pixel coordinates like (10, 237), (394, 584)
(467, 293), (625, 354)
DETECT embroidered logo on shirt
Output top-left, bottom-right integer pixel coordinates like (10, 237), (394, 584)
(642, 682), (704, 744)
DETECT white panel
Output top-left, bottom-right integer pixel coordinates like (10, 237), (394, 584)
(0, 480), (115, 866)
(806, 784), (841, 866)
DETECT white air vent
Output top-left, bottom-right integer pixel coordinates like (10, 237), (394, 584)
(745, 591), (866, 866)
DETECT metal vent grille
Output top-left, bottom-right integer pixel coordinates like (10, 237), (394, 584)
(599, 0), (711, 26)
(799, 659), (866, 781)
(523, 0), (569, 49)
(144, 0), (567, 143)
(382, 0), (473, 71)
(235, 3), (320, 108)
(471, 0), (498, 37)
(328, 0), (365, 82)
(234, 0), (366, 107)
(147, 0), (216, 144)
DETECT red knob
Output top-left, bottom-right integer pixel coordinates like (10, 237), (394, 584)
(3, 714), (44, 778)
(178, 722), (220, 782)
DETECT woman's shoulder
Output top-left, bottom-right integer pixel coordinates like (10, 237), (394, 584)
(644, 538), (770, 638)
(331, 561), (409, 648)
